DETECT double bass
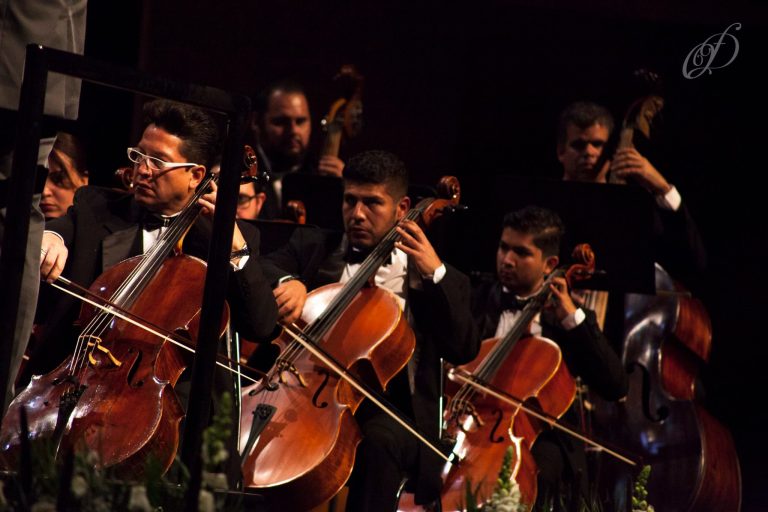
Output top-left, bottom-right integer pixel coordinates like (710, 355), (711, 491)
(591, 265), (741, 511)
(318, 64), (364, 175)
(239, 177), (462, 510)
(0, 154), (257, 475)
(588, 70), (741, 511)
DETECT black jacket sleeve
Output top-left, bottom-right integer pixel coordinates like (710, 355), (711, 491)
(543, 309), (628, 401)
(415, 264), (480, 365)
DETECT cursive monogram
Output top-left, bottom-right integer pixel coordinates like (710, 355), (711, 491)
(682, 22), (741, 79)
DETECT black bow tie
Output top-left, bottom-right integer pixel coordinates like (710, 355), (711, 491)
(500, 292), (530, 312)
(345, 247), (392, 266)
(142, 213), (172, 231)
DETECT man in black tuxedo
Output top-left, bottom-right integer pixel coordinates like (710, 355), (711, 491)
(259, 150), (478, 511)
(32, 99), (278, 379)
(556, 101), (706, 289)
(472, 206), (627, 511)
(250, 80), (345, 219)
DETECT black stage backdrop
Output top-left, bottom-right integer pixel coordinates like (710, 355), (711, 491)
(76, 1), (767, 509)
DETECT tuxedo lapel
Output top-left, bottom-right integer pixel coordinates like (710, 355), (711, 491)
(100, 198), (144, 272)
(102, 225), (141, 272)
(313, 232), (346, 287)
(483, 282), (504, 339)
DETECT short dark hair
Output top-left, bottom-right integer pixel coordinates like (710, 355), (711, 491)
(254, 80), (307, 118)
(557, 101), (614, 146)
(502, 206), (564, 257)
(342, 150), (409, 200)
(142, 99), (221, 169)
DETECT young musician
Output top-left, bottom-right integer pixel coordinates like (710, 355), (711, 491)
(472, 206), (627, 511)
(259, 150), (479, 511)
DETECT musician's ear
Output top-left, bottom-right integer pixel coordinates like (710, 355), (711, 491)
(543, 255), (559, 275)
(189, 165), (206, 190)
(396, 195), (410, 220)
(556, 142), (567, 162)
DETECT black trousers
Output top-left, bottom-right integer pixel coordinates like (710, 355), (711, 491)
(345, 406), (420, 512)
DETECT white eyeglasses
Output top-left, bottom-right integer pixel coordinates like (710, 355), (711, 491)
(127, 147), (199, 173)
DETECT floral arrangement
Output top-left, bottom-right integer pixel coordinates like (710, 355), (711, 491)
(461, 448), (655, 512)
(463, 446), (529, 512)
(631, 465), (654, 512)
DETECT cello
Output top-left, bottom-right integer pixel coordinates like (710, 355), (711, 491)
(0, 152), (258, 476)
(239, 177), (462, 511)
(438, 245), (634, 511)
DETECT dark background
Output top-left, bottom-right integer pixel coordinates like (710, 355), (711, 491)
(76, 1), (767, 508)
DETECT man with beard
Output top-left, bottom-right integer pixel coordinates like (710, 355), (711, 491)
(257, 150), (478, 511)
(251, 81), (345, 219)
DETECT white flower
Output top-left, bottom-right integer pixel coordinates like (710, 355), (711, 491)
(212, 447), (229, 465)
(92, 497), (110, 512)
(85, 449), (102, 466)
(203, 471), (228, 489)
(71, 474), (89, 498)
(128, 485), (153, 512)
(31, 501), (56, 512)
(198, 489), (215, 512)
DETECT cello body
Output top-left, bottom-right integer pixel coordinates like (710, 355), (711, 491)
(591, 264), (741, 511)
(439, 335), (576, 511)
(239, 282), (415, 510)
(0, 254), (227, 476)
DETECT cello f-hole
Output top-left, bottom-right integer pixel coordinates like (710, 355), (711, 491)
(631, 362), (668, 422)
(312, 369), (330, 409)
(127, 350), (144, 388)
(489, 408), (506, 444)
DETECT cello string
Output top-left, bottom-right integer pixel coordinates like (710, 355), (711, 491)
(450, 370), (636, 466)
(50, 277), (265, 385)
(281, 322), (456, 465)
(279, 204), (426, 366)
(448, 268), (569, 424)
(69, 174), (217, 378)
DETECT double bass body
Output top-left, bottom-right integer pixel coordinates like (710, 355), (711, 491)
(592, 265), (741, 512)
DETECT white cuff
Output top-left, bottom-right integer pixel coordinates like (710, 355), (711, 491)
(561, 307), (586, 331)
(429, 263), (447, 284)
(44, 230), (65, 244)
(656, 185), (681, 212)
(230, 254), (249, 271)
(277, 274), (298, 285)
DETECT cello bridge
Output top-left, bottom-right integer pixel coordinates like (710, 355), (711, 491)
(276, 358), (307, 387)
(449, 399), (485, 433)
(83, 335), (123, 367)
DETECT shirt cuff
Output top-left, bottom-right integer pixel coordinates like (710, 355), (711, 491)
(230, 254), (249, 271)
(561, 307), (586, 331)
(44, 230), (65, 244)
(655, 185), (681, 212)
(428, 263), (447, 284)
(277, 274), (298, 285)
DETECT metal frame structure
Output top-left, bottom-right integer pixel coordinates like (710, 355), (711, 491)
(0, 44), (251, 510)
